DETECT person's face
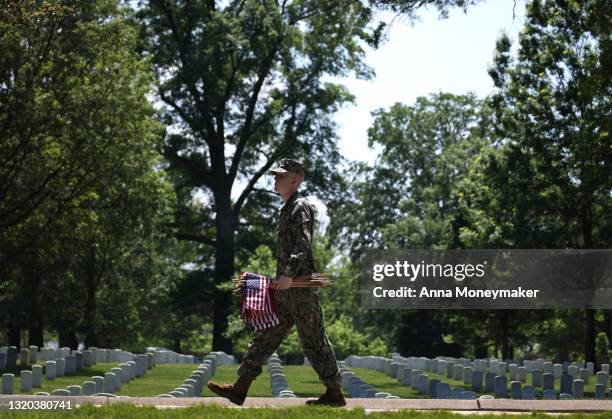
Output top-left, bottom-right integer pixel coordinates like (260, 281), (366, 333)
(274, 172), (299, 195)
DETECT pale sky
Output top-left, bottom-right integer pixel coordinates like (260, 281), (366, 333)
(334, 0), (526, 165)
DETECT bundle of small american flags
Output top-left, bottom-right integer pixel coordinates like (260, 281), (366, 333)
(234, 271), (334, 331)
(237, 272), (280, 332)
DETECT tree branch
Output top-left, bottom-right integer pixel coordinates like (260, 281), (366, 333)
(174, 232), (217, 246)
(164, 150), (215, 189)
(233, 150), (280, 215)
(228, 47), (279, 183)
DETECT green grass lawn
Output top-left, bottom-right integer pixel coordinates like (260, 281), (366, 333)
(115, 364), (203, 397)
(4, 363), (273, 397)
(6, 362), (212, 397)
(2, 362), (606, 400)
(282, 365), (326, 397)
(2, 403), (612, 418)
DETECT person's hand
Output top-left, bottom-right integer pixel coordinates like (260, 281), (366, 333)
(271, 275), (293, 290)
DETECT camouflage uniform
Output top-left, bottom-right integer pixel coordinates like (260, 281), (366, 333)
(237, 187), (341, 386)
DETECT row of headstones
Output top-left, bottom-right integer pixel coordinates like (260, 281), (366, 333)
(378, 360), (477, 400)
(51, 350), (230, 398)
(206, 351), (236, 365)
(339, 361), (400, 399)
(0, 346), (72, 368)
(0, 345), (147, 372)
(36, 348), (146, 382)
(159, 351), (239, 398)
(345, 353), (608, 378)
(391, 353), (609, 381)
(0, 352), (141, 394)
(394, 356), (612, 396)
(0, 353), (155, 396)
(145, 348), (197, 364)
(395, 366), (598, 400)
(442, 360), (609, 385)
(429, 360), (611, 399)
(346, 354), (612, 400)
(40, 351), (222, 398)
(434, 358), (608, 384)
(267, 353), (296, 398)
(160, 358), (217, 398)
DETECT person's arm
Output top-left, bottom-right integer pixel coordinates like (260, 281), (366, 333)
(282, 201), (313, 279)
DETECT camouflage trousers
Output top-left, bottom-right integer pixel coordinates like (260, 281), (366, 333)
(237, 287), (341, 386)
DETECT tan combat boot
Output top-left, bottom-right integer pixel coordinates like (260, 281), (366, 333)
(306, 383), (346, 406)
(207, 375), (254, 406)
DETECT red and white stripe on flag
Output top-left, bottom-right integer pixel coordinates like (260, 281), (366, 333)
(239, 272), (280, 331)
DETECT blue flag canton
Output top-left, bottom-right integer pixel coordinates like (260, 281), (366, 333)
(242, 272), (269, 290)
(245, 277), (261, 290)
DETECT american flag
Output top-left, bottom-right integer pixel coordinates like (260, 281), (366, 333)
(239, 272), (280, 331)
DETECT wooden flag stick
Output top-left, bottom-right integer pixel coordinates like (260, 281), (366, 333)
(233, 272), (333, 295)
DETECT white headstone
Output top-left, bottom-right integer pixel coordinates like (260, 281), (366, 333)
(82, 381), (96, 395)
(28, 346), (38, 363)
(2, 373), (14, 394)
(55, 358), (65, 377)
(45, 361), (56, 380)
(104, 373), (115, 393)
(20, 370), (32, 392)
(92, 376), (104, 393)
(31, 364), (42, 387)
(67, 385), (81, 396)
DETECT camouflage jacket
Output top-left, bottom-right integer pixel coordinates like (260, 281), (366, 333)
(276, 191), (317, 279)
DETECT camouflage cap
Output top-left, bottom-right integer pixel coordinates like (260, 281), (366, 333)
(269, 159), (305, 176)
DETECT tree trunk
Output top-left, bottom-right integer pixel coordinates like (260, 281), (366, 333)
(585, 309), (596, 363)
(582, 203), (596, 363)
(28, 293), (44, 347)
(475, 343), (488, 359)
(84, 284), (97, 348)
(83, 245), (98, 349)
(212, 189), (235, 353)
(28, 322), (44, 348)
(173, 332), (181, 353)
(59, 329), (79, 350)
(500, 311), (510, 360)
(8, 322), (21, 349)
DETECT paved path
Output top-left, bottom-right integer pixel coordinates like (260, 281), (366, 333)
(1, 395), (612, 413)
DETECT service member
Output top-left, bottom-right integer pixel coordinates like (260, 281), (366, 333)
(207, 159), (344, 406)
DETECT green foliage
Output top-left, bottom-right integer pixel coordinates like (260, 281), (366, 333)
(328, 93), (494, 257)
(486, 0), (612, 361)
(275, 315), (389, 363)
(326, 315), (389, 359)
(278, 329), (304, 364)
(243, 245), (277, 277)
(326, 93), (499, 357)
(0, 0), (199, 350)
(135, 0), (383, 350)
(487, 0), (612, 250)
(596, 332), (610, 357)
